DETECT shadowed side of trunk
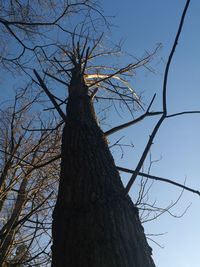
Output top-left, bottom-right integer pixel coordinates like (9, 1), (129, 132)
(51, 71), (156, 267)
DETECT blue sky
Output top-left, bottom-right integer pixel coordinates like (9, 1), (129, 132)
(100, 1), (200, 266)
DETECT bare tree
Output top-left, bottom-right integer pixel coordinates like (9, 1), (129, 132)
(33, 0), (198, 266)
(1, 0), (198, 266)
(32, 24), (161, 266)
(0, 87), (61, 266)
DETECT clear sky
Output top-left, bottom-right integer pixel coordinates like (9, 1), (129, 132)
(100, 1), (200, 267)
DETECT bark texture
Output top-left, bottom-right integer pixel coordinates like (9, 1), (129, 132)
(51, 71), (156, 267)
(0, 177), (28, 266)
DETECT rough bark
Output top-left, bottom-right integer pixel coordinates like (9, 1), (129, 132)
(0, 177), (28, 266)
(51, 71), (156, 267)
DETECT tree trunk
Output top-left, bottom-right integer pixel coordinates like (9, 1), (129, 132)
(51, 72), (156, 267)
(0, 177), (28, 266)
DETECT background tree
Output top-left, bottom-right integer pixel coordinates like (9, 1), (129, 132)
(0, 87), (61, 266)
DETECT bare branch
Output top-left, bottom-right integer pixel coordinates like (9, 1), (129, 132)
(125, 0), (191, 194)
(105, 111), (162, 136)
(33, 70), (66, 122)
(117, 166), (200, 197)
(166, 110), (200, 118)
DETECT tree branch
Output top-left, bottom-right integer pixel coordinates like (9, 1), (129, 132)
(105, 111), (162, 136)
(33, 70), (66, 122)
(117, 166), (200, 197)
(125, 0), (191, 195)
(166, 110), (200, 118)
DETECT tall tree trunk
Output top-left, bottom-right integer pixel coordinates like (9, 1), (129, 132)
(51, 71), (156, 267)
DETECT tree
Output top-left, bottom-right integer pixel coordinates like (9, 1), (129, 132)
(33, 0), (196, 266)
(0, 87), (61, 266)
(1, 0), (198, 266)
(32, 22), (155, 267)
(33, 42), (155, 266)
(0, 2), (108, 264)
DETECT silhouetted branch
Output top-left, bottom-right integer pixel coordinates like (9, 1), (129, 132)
(125, 0), (191, 194)
(166, 110), (200, 118)
(117, 166), (200, 196)
(34, 70), (66, 122)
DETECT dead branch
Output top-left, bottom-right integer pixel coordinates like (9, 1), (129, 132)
(117, 166), (200, 196)
(125, 0), (191, 194)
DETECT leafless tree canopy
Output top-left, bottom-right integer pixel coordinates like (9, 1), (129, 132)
(0, 87), (62, 265)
